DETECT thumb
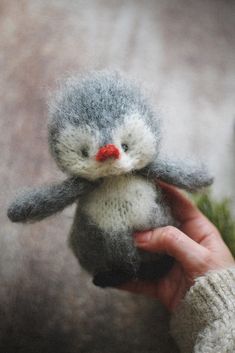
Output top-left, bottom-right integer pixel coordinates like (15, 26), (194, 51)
(134, 226), (209, 272)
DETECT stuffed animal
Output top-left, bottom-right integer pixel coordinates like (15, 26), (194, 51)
(7, 71), (213, 287)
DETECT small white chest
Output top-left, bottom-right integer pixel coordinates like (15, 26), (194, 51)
(80, 175), (158, 232)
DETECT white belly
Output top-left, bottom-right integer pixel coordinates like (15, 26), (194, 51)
(81, 175), (158, 233)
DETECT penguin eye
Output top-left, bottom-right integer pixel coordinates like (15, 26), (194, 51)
(81, 147), (89, 158)
(121, 143), (128, 152)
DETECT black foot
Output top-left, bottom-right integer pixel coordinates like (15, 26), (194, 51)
(93, 256), (174, 288)
(93, 270), (134, 288)
(138, 256), (174, 281)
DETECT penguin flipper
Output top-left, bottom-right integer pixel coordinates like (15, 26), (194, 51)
(7, 177), (94, 223)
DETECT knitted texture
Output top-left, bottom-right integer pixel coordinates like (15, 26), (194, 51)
(141, 158), (214, 192)
(170, 267), (235, 353)
(7, 70), (213, 285)
(69, 175), (175, 278)
(7, 177), (94, 223)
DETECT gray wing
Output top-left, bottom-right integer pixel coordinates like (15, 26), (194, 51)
(141, 158), (214, 192)
(7, 177), (94, 223)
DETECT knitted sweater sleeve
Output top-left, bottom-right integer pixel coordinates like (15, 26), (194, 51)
(170, 267), (235, 353)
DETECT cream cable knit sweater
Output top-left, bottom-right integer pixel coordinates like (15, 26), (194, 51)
(170, 267), (235, 353)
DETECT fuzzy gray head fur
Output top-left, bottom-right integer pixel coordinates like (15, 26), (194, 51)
(48, 71), (161, 180)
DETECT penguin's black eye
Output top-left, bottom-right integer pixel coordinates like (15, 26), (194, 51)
(121, 143), (128, 152)
(81, 147), (89, 158)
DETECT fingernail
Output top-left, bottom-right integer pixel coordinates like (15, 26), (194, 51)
(133, 231), (152, 245)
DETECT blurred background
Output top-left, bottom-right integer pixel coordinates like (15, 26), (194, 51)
(0, 1), (235, 352)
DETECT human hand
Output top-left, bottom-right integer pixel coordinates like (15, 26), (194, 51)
(119, 183), (235, 311)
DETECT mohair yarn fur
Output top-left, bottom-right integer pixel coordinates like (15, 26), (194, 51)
(7, 70), (213, 287)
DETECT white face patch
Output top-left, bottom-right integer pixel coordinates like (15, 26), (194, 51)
(55, 124), (100, 179)
(112, 113), (156, 171)
(55, 114), (157, 180)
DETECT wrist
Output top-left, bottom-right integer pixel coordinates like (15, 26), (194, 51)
(170, 266), (235, 352)
(186, 267), (235, 318)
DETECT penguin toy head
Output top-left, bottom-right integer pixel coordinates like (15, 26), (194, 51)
(48, 71), (161, 180)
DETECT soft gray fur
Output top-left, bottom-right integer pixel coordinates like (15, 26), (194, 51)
(48, 71), (160, 149)
(8, 177), (94, 223)
(7, 70), (213, 287)
(69, 192), (174, 287)
(141, 158), (214, 192)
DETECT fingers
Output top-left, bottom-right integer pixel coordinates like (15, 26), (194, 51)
(158, 181), (201, 223)
(134, 226), (209, 272)
(158, 181), (220, 243)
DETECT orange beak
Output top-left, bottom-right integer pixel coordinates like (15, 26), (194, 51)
(96, 144), (120, 162)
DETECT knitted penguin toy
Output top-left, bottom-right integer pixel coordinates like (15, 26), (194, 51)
(7, 71), (213, 287)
